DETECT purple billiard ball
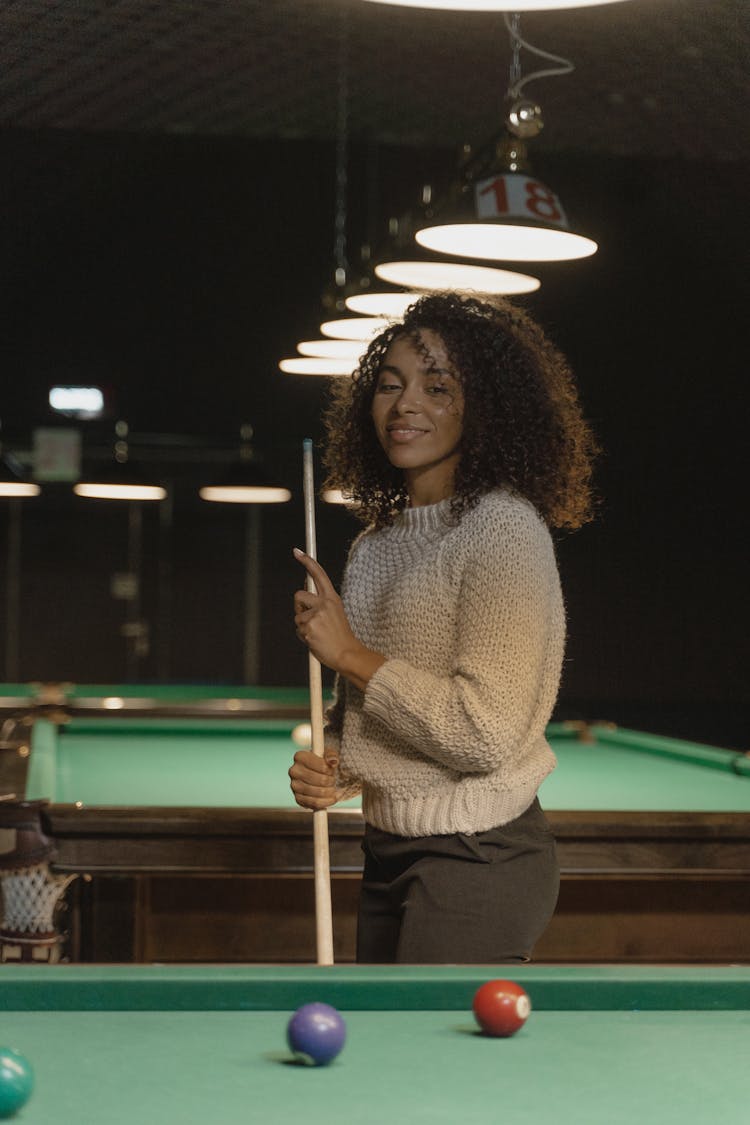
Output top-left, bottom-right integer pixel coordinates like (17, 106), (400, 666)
(286, 1003), (346, 1066)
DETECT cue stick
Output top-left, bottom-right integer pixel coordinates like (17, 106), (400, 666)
(302, 438), (335, 967)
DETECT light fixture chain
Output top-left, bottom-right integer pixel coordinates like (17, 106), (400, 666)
(508, 14), (522, 97)
(504, 12), (574, 99)
(334, 6), (349, 285)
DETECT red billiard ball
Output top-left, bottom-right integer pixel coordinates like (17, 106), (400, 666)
(472, 979), (531, 1037)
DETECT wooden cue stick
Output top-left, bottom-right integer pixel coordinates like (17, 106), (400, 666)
(302, 438), (335, 967)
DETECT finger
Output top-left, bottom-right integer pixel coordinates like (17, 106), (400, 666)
(292, 549), (337, 596)
(291, 750), (336, 776)
(294, 589), (319, 613)
(289, 765), (333, 790)
(289, 773), (338, 806)
(290, 776), (336, 799)
(292, 790), (337, 811)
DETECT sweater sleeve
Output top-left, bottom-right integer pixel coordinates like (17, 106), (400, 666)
(324, 675), (345, 743)
(362, 502), (562, 774)
(325, 676), (362, 801)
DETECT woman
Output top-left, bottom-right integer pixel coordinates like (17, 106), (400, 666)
(290, 292), (598, 963)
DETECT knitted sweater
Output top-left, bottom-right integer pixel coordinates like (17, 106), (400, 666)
(326, 489), (565, 837)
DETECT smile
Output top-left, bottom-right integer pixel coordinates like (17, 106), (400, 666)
(386, 426), (425, 442)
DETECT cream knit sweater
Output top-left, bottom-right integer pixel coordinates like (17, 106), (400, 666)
(326, 489), (565, 837)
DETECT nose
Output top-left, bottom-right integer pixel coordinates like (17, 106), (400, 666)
(391, 387), (421, 415)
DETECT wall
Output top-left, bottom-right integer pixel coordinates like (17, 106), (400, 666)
(0, 128), (746, 747)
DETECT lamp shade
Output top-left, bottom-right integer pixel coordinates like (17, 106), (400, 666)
(0, 454), (41, 497)
(200, 485), (292, 504)
(199, 461), (291, 504)
(0, 481), (41, 498)
(73, 461), (166, 501)
(374, 259), (540, 294)
(279, 357), (358, 376)
(361, 1), (632, 10)
(320, 317), (391, 341)
(345, 292), (427, 317)
(297, 339), (368, 359)
(322, 489), (359, 508)
(416, 171), (597, 262)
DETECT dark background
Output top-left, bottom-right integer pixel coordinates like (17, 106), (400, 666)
(0, 126), (747, 749)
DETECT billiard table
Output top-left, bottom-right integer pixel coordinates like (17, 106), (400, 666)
(0, 680), (316, 719)
(1, 964), (749, 1125)
(1, 686), (749, 963)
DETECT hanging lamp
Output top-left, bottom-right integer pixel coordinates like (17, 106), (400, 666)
(415, 15), (597, 262)
(73, 423), (166, 501)
(199, 426), (291, 504)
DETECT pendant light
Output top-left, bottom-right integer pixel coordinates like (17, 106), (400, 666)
(73, 423), (166, 501)
(415, 15), (598, 262)
(296, 339), (368, 359)
(199, 426), (291, 504)
(279, 10), (387, 376)
(369, 200), (541, 294)
(0, 453), (40, 498)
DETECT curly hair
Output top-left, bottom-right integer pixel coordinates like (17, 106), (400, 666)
(323, 292), (599, 531)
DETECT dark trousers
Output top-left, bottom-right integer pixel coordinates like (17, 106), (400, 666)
(356, 799), (559, 964)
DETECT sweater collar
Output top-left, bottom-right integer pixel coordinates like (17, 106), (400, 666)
(389, 498), (455, 540)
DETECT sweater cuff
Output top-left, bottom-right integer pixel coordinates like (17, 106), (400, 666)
(363, 659), (411, 726)
(335, 779), (362, 803)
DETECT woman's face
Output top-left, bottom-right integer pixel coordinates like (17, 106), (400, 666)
(370, 329), (464, 504)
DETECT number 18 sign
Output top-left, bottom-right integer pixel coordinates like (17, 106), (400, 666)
(475, 174), (570, 230)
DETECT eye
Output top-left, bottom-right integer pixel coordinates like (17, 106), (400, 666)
(426, 382), (450, 395)
(375, 379), (401, 393)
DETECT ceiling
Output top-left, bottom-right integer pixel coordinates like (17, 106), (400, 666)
(0, 0), (746, 162)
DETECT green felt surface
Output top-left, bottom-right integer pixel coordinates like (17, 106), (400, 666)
(2, 966), (749, 1125)
(25, 718), (750, 812)
(2, 1010), (747, 1125)
(26, 718), (330, 808)
(541, 728), (750, 810)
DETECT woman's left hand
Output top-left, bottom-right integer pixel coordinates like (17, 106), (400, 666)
(293, 549), (385, 689)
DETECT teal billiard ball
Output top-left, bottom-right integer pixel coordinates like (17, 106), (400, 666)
(0, 1047), (34, 1118)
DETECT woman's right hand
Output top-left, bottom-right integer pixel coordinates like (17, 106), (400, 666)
(288, 748), (341, 811)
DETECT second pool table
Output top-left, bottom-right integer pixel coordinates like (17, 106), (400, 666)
(1, 707), (749, 963)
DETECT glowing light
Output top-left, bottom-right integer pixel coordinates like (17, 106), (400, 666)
(345, 292), (426, 317)
(416, 223), (597, 262)
(297, 339), (367, 359)
(320, 317), (390, 341)
(279, 357), (357, 376)
(73, 483), (166, 501)
(199, 486), (292, 504)
(49, 386), (104, 417)
(322, 489), (359, 507)
(361, 1), (632, 10)
(0, 482), (41, 497)
(374, 260), (540, 294)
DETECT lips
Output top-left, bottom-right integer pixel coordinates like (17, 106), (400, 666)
(386, 425), (425, 443)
